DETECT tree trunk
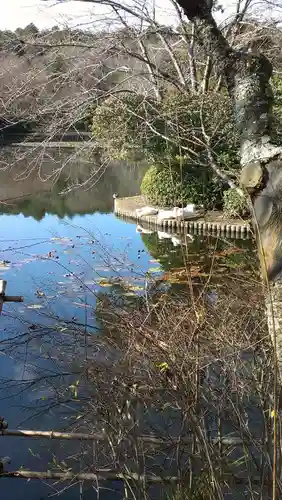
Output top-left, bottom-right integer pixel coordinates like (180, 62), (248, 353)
(175, 0), (282, 376)
(188, 23), (198, 92)
(202, 55), (212, 93)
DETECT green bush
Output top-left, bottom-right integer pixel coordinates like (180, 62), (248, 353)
(92, 91), (240, 209)
(223, 189), (249, 217)
(141, 164), (226, 209)
(92, 94), (162, 161)
(91, 91), (240, 172)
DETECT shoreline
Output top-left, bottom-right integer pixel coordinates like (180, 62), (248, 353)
(114, 196), (252, 239)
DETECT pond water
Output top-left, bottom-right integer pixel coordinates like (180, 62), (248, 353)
(0, 148), (257, 499)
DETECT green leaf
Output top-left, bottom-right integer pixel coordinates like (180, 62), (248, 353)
(69, 384), (78, 398)
(148, 267), (161, 273)
(156, 362), (169, 373)
(128, 285), (144, 291)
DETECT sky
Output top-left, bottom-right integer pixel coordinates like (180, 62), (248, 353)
(1, 0), (280, 32)
(1, 0), (98, 31)
(1, 0), (176, 31)
(1, 0), (236, 31)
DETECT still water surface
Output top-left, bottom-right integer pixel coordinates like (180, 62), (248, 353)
(0, 148), (254, 499)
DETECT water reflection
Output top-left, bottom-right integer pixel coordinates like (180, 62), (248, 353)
(0, 147), (261, 500)
(0, 147), (148, 219)
(0, 148), (150, 499)
(93, 226), (264, 500)
(141, 229), (255, 273)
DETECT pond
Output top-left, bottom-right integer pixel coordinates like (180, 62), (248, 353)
(0, 147), (259, 499)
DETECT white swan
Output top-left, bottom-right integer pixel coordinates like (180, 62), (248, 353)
(185, 203), (196, 212)
(185, 203), (204, 211)
(136, 224), (153, 235)
(186, 234), (194, 242)
(157, 207), (178, 221)
(171, 235), (182, 247)
(176, 204), (204, 220)
(136, 206), (159, 217)
(157, 231), (172, 240)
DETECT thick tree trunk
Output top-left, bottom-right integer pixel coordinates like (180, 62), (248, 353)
(175, 0), (282, 376)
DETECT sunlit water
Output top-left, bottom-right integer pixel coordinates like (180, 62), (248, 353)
(0, 214), (165, 499)
(0, 148), (255, 499)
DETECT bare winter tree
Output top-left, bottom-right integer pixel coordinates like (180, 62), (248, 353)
(45, 0), (282, 368)
(3, 3), (282, 497)
(32, 4), (282, 494)
(167, 1), (282, 393)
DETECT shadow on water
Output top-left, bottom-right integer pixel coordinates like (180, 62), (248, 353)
(141, 231), (255, 271)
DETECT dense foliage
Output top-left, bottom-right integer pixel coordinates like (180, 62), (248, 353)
(92, 90), (239, 165)
(141, 164), (226, 209)
(92, 94), (161, 161)
(92, 90), (240, 208)
(3, 20), (282, 209)
(223, 189), (249, 218)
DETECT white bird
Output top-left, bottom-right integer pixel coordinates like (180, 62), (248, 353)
(113, 193), (119, 199)
(176, 204), (204, 220)
(185, 203), (196, 212)
(186, 233), (194, 242)
(157, 207), (178, 221)
(157, 231), (172, 240)
(171, 235), (182, 247)
(185, 203), (204, 211)
(136, 224), (153, 235)
(136, 206), (159, 217)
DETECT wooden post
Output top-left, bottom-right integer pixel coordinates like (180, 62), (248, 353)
(0, 280), (23, 315)
(0, 280), (7, 315)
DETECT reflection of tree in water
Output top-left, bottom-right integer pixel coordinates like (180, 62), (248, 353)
(141, 233), (186, 271)
(141, 232), (256, 276)
(89, 231), (264, 500)
(94, 233), (258, 337)
(3, 179), (72, 221)
(0, 150), (148, 220)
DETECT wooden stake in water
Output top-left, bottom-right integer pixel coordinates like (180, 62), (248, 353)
(0, 280), (23, 315)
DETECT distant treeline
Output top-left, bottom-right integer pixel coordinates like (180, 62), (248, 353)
(1, 18), (282, 143)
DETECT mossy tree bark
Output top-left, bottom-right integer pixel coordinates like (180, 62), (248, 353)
(175, 0), (282, 375)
